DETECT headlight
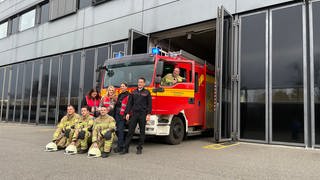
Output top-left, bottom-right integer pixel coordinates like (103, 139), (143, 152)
(147, 115), (158, 126)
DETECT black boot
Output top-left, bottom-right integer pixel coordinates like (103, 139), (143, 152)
(78, 149), (87, 154)
(101, 152), (110, 158)
(119, 148), (128, 155)
(114, 147), (122, 153)
(136, 147), (142, 155)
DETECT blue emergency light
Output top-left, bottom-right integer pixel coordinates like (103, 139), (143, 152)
(115, 52), (123, 58)
(152, 47), (160, 55)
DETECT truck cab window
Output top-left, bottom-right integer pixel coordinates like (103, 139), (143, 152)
(160, 62), (189, 86)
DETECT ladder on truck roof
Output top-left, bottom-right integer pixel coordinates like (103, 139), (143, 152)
(168, 50), (215, 71)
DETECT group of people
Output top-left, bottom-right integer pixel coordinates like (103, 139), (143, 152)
(45, 77), (152, 158)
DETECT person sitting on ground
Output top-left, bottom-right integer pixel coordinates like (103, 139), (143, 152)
(161, 67), (185, 86)
(88, 106), (116, 158)
(69, 106), (94, 154)
(49, 105), (80, 150)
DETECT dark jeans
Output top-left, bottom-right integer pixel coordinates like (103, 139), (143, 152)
(124, 111), (146, 150)
(115, 113), (126, 150)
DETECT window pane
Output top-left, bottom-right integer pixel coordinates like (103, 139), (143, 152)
(0, 21), (8, 39)
(0, 68), (5, 121)
(8, 65), (18, 121)
(79, 0), (91, 9)
(111, 43), (125, 58)
(71, 52), (81, 111)
(19, 9), (36, 31)
(15, 64), (24, 122)
(48, 57), (59, 124)
(0, 68), (4, 111)
(83, 49), (95, 95)
(2, 67), (10, 120)
(11, 16), (19, 34)
(39, 59), (50, 124)
(59, 54), (71, 120)
(97, 46), (108, 66)
(312, 1), (320, 145)
(272, 5), (304, 143)
(240, 12), (266, 141)
(30, 61), (41, 123)
(22, 62), (33, 122)
(40, 2), (50, 24)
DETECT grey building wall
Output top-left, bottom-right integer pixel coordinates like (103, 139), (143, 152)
(0, 0), (294, 66)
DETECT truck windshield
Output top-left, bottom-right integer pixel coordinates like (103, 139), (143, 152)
(103, 61), (154, 88)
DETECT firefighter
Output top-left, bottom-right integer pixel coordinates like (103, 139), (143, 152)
(81, 88), (101, 117)
(161, 67), (185, 86)
(113, 82), (131, 153)
(68, 106), (94, 154)
(120, 77), (152, 155)
(100, 85), (117, 116)
(48, 105), (80, 150)
(88, 106), (116, 158)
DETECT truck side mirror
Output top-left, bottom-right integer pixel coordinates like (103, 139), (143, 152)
(155, 76), (162, 85)
(95, 65), (106, 90)
(156, 61), (164, 76)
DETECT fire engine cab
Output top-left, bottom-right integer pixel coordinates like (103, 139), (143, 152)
(97, 50), (215, 145)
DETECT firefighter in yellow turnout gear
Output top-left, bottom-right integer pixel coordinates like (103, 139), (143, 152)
(161, 67), (185, 86)
(69, 106), (94, 154)
(51, 105), (80, 149)
(89, 106), (116, 158)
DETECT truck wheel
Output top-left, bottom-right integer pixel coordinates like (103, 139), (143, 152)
(165, 116), (185, 145)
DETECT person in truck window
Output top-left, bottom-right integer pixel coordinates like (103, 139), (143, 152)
(81, 88), (101, 117)
(161, 67), (185, 86)
(100, 85), (117, 116)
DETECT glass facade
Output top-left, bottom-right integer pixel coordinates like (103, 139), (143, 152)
(240, 12), (266, 141)
(312, 1), (320, 146)
(8, 65), (18, 121)
(271, 5), (304, 144)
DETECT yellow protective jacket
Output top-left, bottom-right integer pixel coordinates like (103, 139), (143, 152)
(52, 113), (80, 141)
(92, 114), (116, 143)
(72, 114), (94, 141)
(161, 73), (184, 86)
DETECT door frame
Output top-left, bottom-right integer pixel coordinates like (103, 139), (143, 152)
(214, 6), (235, 142)
(237, 10), (269, 144)
(269, 3), (308, 147)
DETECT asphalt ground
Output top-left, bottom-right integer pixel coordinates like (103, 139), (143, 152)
(1, 122), (320, 180)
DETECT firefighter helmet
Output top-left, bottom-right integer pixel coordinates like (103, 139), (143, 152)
(45, 142), (58, 152)
(87, 147), (101, 158)
(65, 144), (77, 155)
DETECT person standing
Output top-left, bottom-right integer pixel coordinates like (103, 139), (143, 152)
(113, 82), (131, 153)
(120, 77), (152, 155)
(81, 88), (101, 117)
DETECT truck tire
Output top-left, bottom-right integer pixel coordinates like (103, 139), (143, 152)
(165, 116), (185, 145)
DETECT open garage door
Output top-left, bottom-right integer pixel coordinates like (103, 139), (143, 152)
(214, 6), (234, 142)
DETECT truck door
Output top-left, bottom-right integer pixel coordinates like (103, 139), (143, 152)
(194, 66), (206, 127)
(214, 6), (234, 142)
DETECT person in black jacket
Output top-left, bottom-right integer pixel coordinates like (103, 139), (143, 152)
(120, 77), (152, 155)
(113, 82), (131, 153)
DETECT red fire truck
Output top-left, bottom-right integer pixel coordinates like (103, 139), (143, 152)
(97, 50), (215, 145)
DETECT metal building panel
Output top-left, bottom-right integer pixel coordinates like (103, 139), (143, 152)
(83, 12), (142, 47)
(236, 0), (295, 13)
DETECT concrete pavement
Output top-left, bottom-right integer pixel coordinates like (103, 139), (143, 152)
(1, 122), (320, 180)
